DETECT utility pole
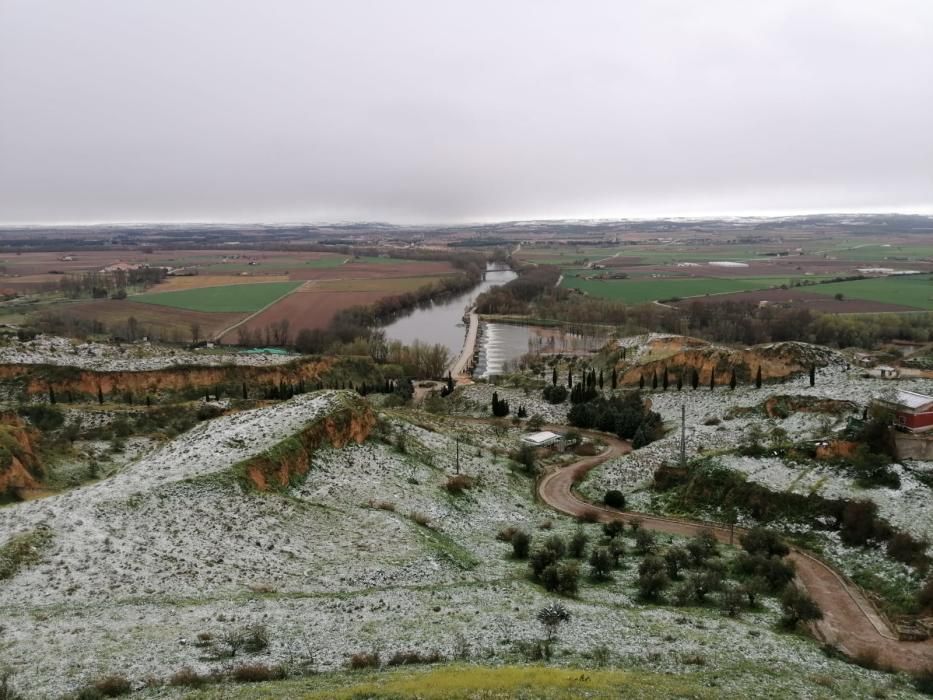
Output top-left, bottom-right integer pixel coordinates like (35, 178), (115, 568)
(680, 403), (686, 468)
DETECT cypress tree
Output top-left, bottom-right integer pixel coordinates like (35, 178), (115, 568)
(98, 386), (104, 405)
(755, 366), (762, 389)
(48, 385), (56, 405)
(809, 364), (816, 387)
(676, 371), (683, 391)
(639, 374), (645, 390)
(146, 395), (151, 408)
(242, 382), (248, 400)
(709, 372), (716, 391)
(662, 369), (669, 391)
(611, 367), (618, 390)
(651, 372), (658, 390)
(692, 368), (700, 390)
(729, 369), (737, 390)
(552, 367), (558, 386)
(568, 368), (573, 388)
(598, 370), (604, 390)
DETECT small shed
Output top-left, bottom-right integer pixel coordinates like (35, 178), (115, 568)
(521, 430), (565, 451)
(875, 390), (933, 433)
(877, 365), (900, 379)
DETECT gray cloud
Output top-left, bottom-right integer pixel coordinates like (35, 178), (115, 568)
(1, 0), (932, 224)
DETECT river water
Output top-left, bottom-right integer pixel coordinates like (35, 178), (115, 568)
(382, 263), (517, 355)
(383, 263), (609, 378)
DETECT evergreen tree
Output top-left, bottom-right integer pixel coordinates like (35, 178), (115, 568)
(639, 374), (645, 390)
(611, 367), (618, 390)
(98, 386), (104, 405)
(676, 372), (683, 391)
(729, 368), (737, 390)
(242, 382), (248, 400)
(598, 370), (604, 390)
(709, 372), (716, 391)
(662, 369), (669, 391)
(552, 367), (558, 386)
(568, 368), (573, 388)
(651, 372), (658, 390)
(691, 368), (700, 390)
(809, 364), (816, 387)
(146, 395), (152, 408)
(755, 366), (762, 389)
(48, 385), (56, 405)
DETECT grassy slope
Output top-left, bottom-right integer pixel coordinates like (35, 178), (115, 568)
(131, 281), (302, 312)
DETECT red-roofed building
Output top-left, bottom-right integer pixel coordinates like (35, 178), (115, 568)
(876, 390), (933, 433)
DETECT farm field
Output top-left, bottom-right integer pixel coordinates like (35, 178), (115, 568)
(154, 274), (293, 292)
(220, 273), (457, 342)
(805, 274), (933, 310)
(560, 274), (826, 304)
(670, 287), (920, 313)
(132, 281), (302, 313)
(63, 300), (244, 340)
(289, 259), (456, 281)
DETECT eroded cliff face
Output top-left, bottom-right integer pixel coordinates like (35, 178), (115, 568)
(240, 394), (376, 491)
(619, 338), (842, 386)
(0, 357), (339, 398)
(0, 413), (44, 497)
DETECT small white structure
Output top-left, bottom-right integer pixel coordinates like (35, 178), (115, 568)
(877, 365), (900, 379)
(521, 430), (565, 450)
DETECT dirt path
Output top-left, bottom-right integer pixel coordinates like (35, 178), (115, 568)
(211, 280), (312, 343)
(536, 426), (933, 673)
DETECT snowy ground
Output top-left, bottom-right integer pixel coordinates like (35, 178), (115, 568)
(0, 390), (913, 698)
(0, 334), (298, 371)
(579, 363), (933, 520)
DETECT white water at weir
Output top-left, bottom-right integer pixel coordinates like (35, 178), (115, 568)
(474, 323), (610, 379)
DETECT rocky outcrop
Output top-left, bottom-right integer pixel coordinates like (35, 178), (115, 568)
(0, 413), (44, 498)
(0, 355), (385, 400)
(237, 392), (376, 490)
(619, 337), (844, 386)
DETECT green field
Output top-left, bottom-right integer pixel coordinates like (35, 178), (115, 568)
(560, 275), (817, 304)
(829, 244), (933, 261)
(805, 274), (933, 310)
(352, 255), (418, 265)
(304, 255), (349, 268)
(132, 281), (302, 312)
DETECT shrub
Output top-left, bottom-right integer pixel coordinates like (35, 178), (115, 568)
(913, 668), (933, 695)
(734, 553), (795, 592)
(634, 529), (656, 554)
(663, 547), (691, 580)
(568, 530), (589, 559)
(17, 404), (64, 431)
(168, 667), (213, 688)
(689, 569), (724, 603)
(496, 527), (518, 542)
(410, 511), (431, 527)
(511, 531), (531, 559)
(537, 602), (571, 642)
(740, 528), (789, 558)
(686, 531), (718, 564)
(91, 675), (132, 697)
(603, 490), (626, 509)
(589, 547), (615, 581)
(387, 650), (444, 666)
(529, 547), (561, 579)
(542, 385), (568, 404)
(444, 474), (474, 494)
(637, 556), (670, 600)
(230, 664), (287, 683)
(886, 532), (929, 569)
(602, 521), (625, 539)
(543, 535), (567, 559)
(780, 585), (823, 629)
(221, 624), (269, 657)
(348, 651), (380, 669)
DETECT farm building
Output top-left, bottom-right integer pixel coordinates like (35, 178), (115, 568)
(521, 430), (565, 450)
(875, 390), (933, 433)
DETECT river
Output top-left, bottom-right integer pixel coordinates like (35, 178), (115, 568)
(383, 263), (609, 378)
(382, 263), (517, 355)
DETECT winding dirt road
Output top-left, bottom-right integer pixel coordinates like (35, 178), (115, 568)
(537, 427), (933, 673)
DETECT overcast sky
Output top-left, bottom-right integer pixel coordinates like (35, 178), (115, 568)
(1, 1), (932, 225)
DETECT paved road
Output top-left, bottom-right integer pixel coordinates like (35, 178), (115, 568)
(536, 426), (933, 672)
(448, 310), (478, 379)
